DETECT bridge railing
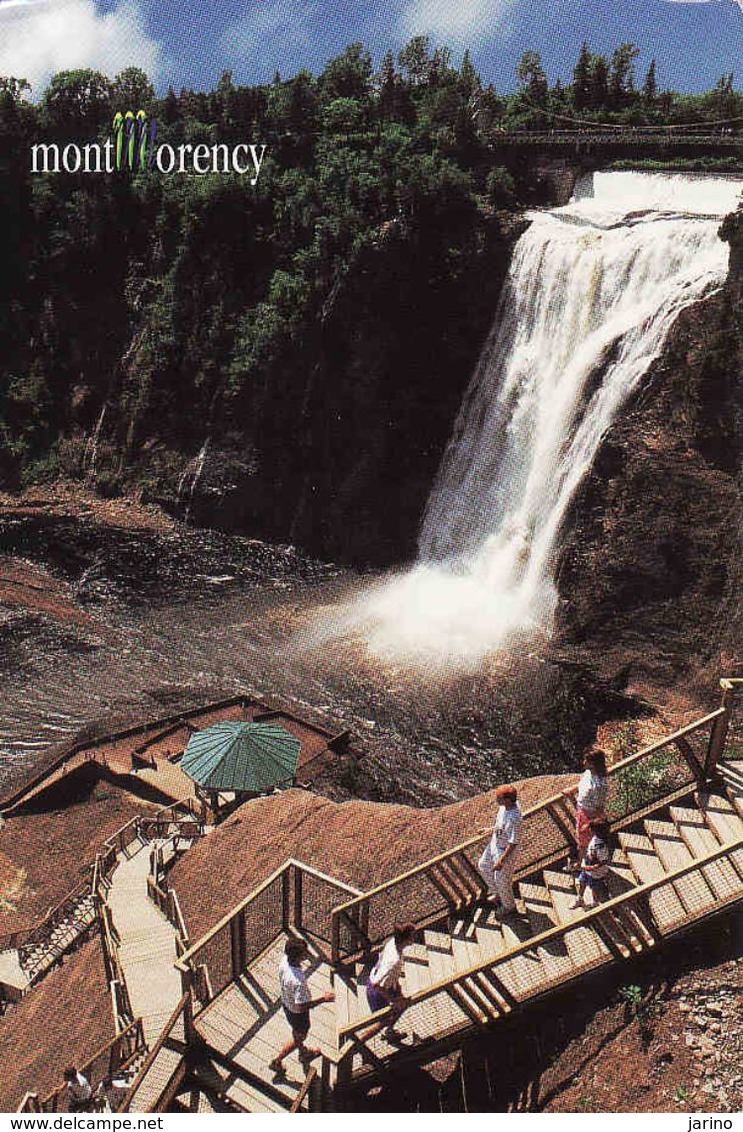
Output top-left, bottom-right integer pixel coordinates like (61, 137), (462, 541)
(329, 683), (737, 966)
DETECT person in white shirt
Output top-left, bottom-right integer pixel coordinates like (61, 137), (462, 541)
(571, 819), (612, 908)
(365, 922), (416, 1039)
(573, 750), (609, 857)
(478, 785), (522, 914)
(269, 938), (335, 1076)
(63, 1067), (92, 1112)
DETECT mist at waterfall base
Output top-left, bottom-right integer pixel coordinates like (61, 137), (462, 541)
(315, 172), (743, 671)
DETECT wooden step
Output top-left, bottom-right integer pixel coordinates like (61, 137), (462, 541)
(670, 806), (743, 900)
(645, 820), (716, 917)
(402, 950), (435, 996)
(332, 972), (365, 1029)
(519, 880), (576, 982)
(604, 857), (656, 950)
(697, 793), (743, 878)
(719, 760), (743, 809)
(424, 938), (472, 1031)
(128, 1046), (184, 1113)
(618, 831), (686, 931)
(473, 918), (508, 962)
(196, 1059), (289, 1114)
(477, 905), (541, 997)
(543, 869), (611, 971)
(450, 932), (485, 973)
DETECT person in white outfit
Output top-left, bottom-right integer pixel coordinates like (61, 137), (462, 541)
(478, 785), (522, 914)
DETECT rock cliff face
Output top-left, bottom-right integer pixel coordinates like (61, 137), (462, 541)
(178, 214), (525, 565)
(555, 211), (743, 690)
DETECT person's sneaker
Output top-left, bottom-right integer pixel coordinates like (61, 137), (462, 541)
(268, 1059), (286, 1076)
(569, 899), (584, 911)
(299, 1048), (321, 1065)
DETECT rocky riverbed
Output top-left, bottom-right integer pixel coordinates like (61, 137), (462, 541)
(0, 483), (666, 807)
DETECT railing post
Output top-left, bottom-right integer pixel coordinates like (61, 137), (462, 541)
(183, 984), (195, 1046)
(230, 909), (247, 979)
(292, 865), (303, 932)
(331, 910), (340, 967)
(705, 680), (735, 781)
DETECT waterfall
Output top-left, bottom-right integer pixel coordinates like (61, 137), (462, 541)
(82, 404), (106, 481)
(176, 438), (210, 524)
(349, 172), (743, 666)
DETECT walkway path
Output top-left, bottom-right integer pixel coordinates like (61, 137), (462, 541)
(107, 843), (183, 1047)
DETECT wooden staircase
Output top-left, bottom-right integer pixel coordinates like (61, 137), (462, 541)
(152, 680), (743, 1110)
(173, 777), (743, 1112)
(330, 778), (743, 1088)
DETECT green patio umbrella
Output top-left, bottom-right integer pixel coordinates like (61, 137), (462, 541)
(181, 721), (301, 794)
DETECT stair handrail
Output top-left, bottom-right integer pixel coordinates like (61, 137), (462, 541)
(289, 1065), (318, 1113)
(337, 827), (743, 1047)
(118, 993), (189, 1113)
(329, 700), (732, 963)
(30, 1018), (146, 1113)
(174, 859), (362, 1009)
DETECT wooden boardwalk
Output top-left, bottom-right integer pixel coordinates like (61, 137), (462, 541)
(19, 680), (740, 1115)
(107, 842), (184, 1047)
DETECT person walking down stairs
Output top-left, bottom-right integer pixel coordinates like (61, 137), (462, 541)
(571, 819), (612, 908)
(269, 939), (335, 1077)
(365, 923), (417, 1042)
(478, 785), (522, 915)
(573, 750), (610, 858)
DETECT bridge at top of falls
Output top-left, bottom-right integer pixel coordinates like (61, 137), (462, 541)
(489, 128), (743, 160)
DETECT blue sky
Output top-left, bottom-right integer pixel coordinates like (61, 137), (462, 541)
(2, 0), (743, 98)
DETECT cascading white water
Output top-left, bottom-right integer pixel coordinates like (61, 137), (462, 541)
(322, 172), (742, 667)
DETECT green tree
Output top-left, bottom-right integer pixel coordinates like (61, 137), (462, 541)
(572, 42), (592, 111)
(110, 67), (154, 113)
(398, 36), (432, 86)
(642, 58), (658, 106)
(320, 43), (373, 101)
(588, 54), (610, 111)
(42, 69), (111, 134)
(516, 51), (548, 108)
(609, 43), (639, 109)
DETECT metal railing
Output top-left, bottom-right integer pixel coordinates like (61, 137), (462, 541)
(329, 684), (737, 965)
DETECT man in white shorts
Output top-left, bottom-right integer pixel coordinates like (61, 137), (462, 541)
(478, 784), (522, 914)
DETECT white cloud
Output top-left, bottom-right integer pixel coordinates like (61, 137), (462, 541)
(398, 0), (516, 45)
(0, 0), (162, 96)
(221, 0), (319, 68)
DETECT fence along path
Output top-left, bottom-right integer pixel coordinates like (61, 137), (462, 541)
(170, 679), (743, 1110)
